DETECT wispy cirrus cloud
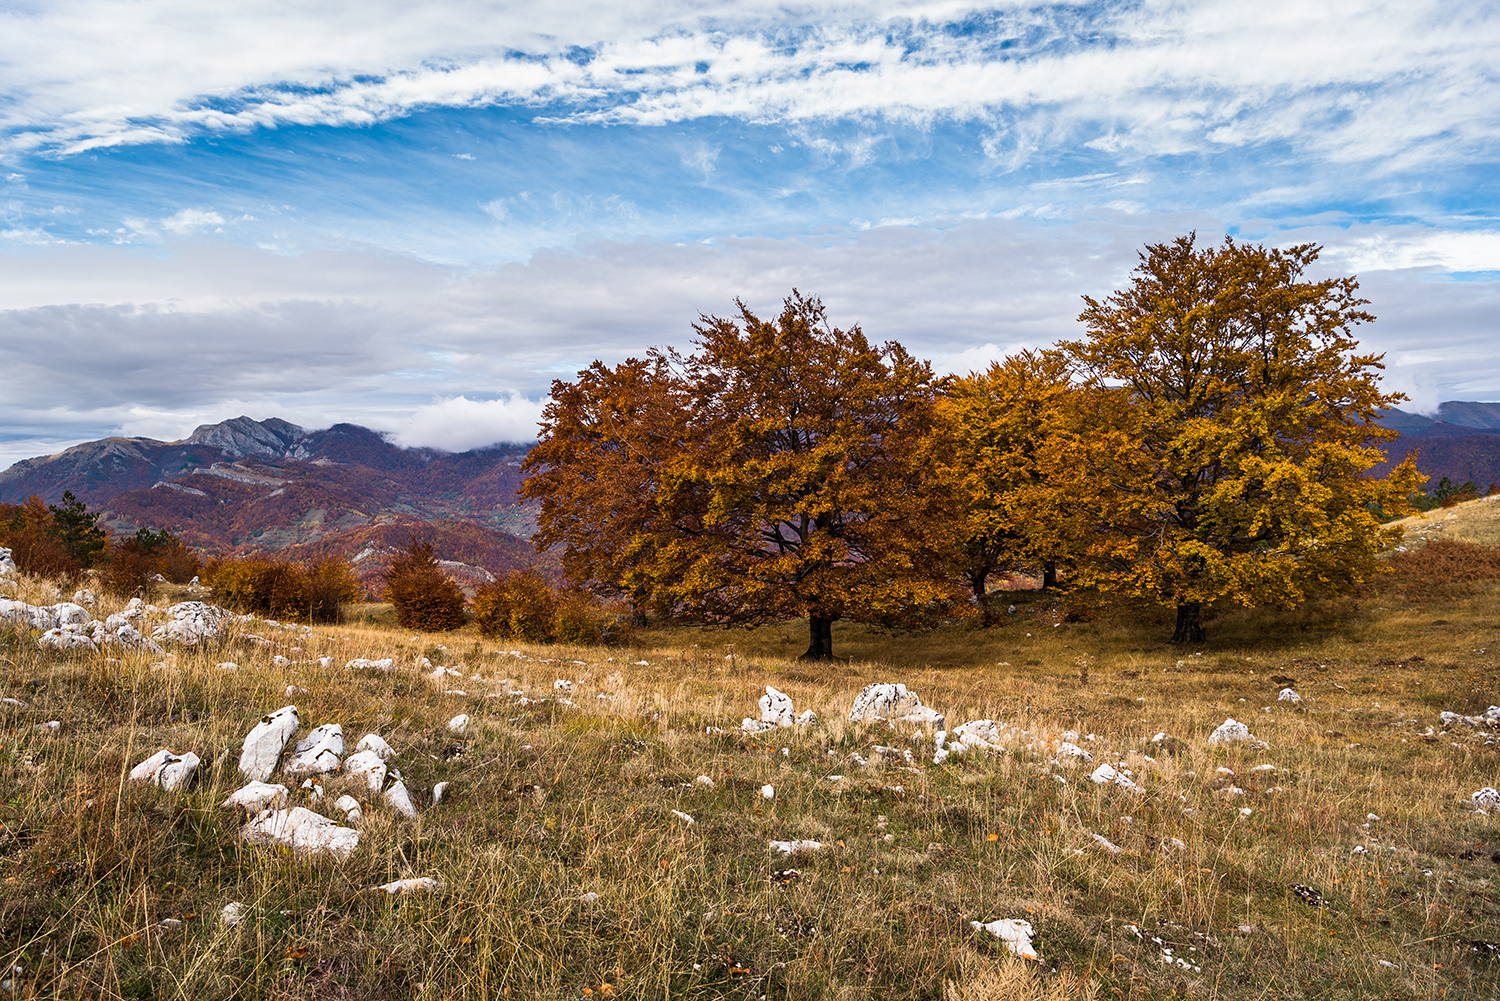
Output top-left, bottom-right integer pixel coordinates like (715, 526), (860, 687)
(3, 1), (1496, 175)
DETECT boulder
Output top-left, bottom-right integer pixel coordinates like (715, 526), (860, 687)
(346, 658), (396, 671)
(238, 705), (300, 782)
(333, 794), (363, 822)
(240, 807), (360, 861)
(1474, 787), (1500, 811)
(38, 625), (97, 652)
(282, 723), (344, 776)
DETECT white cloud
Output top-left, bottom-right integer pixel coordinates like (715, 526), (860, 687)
(160, 208), (226, 234)
(1, 1), (1495, 177)
(388, 395), (546, 450)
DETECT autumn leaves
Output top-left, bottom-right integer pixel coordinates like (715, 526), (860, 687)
(523, 235), (1420, 654)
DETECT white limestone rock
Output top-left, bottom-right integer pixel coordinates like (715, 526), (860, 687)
(1473, 787), (1500, 811)
(447, 713), (470, 736)
(1278, 688), (1302, 704)
(375, 877), (445, 894)
(152, 601), (239, 645)
(130, 749), (201, 790)
(346, 658), (397, 671)
(1056, 741), (1093, 765)
(760, 686), (797, 727)
(971, 918), (1040, 960)
(333, 794), (363, 822)
(383, 778), (419, 819)
(0, 547), (16, 577)
(240, 806), (360, 861)
(238, 705), (300, 781)
(432, 781), (449, 805)
(848, 682), (945, 730)
(354, 733), (396, 760)
(1208, 718), (1269, 749)
(769, 839), (823, 855)
(0, 598), (57, 631)
(220, 902), (250, 926)
(49, 602), (91, 626)
(344, 749), (388, 793)
(38, 625), (97, 652)
(1089, 763), (1142, 794)
(221, 781), (289, 814)
(282, 723), (344, 776)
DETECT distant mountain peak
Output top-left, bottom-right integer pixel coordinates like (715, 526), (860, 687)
(182, 416), (308, 459)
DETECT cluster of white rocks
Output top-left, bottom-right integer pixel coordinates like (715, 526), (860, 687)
(2, 593), (253, 654)
(741, 686), (817, 733)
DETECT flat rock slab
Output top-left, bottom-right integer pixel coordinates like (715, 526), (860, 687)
(283, 723), (344, 776)
(239, 705), (300, 782)
(222, 781), (289, 814)
(241, 807), (360, 861)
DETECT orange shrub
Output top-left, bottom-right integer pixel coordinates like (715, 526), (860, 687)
(383, 541), (466, 632)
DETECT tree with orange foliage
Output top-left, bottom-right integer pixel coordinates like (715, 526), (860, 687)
(1064, 234), (1423, 643)
(525, 292), (963, 659)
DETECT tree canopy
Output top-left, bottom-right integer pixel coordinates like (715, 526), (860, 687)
(525, 291), (962, 659)
(1064, 234), (1421, 642)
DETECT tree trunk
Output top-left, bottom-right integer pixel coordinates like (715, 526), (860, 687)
(969, 570), (993, 623)
(801, 615), (836, 660)
(1041, 560), (1058, 590)
(1170, 601), (1205, 644)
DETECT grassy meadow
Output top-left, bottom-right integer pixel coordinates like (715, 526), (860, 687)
(2, 509), (1499, 1000)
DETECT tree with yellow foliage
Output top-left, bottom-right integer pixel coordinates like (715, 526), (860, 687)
(928, 349), (1077, 618)
(1064, 234), (1422, 642)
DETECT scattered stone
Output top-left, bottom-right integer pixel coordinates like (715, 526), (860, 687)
(1443, 707), (1500, 728)
(432, 781), (449, 806)
(34, 721), (59, 734)
(769, 839), (823, 855)
(383, 778), (419, 819)
(238, 705), (300, 782)
(282, 723), (344, 776)
(970, 918), (1039, 960)
(447, 714), (470, 736)
(1089, 831), (1124, 855)
(344, 750), (388, 793)
(692, 775), (715, 788)
(221, 781), (290, 814)
(1161, 836), (1188, 852)
(333, 795), (362, 823)
(286, 685), (307, 696)
(346, 658), (397, 671)
(300, 778), (324, 804)
(241, 807), (360, 860)
(1089, 763), (1142, 794)
(553, 679), (575, 693)
(1278, 688), (1302, 704)
(354, 733), (396, 759)
(1208, 718), (1269, 750)
(1056, 741), (1092, 765)
(760, 784), (775, 800)
(130, 749), (201, 790)
(375, 877), (445, 894)
(220, 902), (250, 926)
(671, 809), (697, 825)
(1473, 787), (1500, 811)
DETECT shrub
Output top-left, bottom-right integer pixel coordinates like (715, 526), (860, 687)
(99, 529), (204, 598)
(0, 496), (82, 581)
(383, 541), (467, 631)
(206, 555), (360, 623)
(474, 570), (630, 646)
(1374, 538), (1500, 601)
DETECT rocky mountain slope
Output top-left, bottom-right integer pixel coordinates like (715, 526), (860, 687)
(0, 417), (542, 572)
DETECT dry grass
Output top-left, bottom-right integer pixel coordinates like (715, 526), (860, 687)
(1390, 493), (1500, 550)
(1, 571), (1498, 1000)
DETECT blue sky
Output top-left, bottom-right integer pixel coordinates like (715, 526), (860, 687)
(2, 0), (1498, 465)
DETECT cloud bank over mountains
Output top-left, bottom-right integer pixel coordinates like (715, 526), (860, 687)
(1, 1), (1496, 466)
